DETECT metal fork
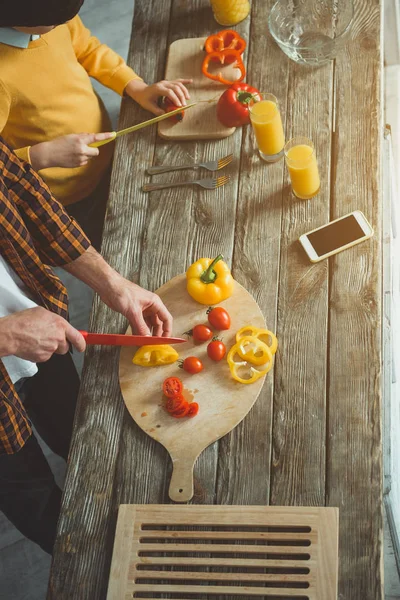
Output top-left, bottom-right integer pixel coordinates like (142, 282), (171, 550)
(146, 153), (233, 175)
(142, 175), (231, 192)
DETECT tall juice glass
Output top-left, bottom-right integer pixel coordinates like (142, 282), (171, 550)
(210, 0), (250, 25)
(284, 137), (320, 199)
(249, 95), (285, 163)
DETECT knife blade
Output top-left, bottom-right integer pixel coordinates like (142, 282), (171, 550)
(79, 330), (186, 347)
(89, 102), (197, 148)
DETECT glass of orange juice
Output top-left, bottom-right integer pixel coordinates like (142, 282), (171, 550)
(284, 137), (320, 199)
(210, 0), (250, 25)
(249, 94), (285, 163)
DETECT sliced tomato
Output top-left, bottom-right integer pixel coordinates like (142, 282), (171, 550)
(163, 376), (183, 398)
(187, 402), (199, 417)
(166, 394), (186, 413)
(171, 402), (190, 418)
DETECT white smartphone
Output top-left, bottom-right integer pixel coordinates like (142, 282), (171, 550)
(299, 211), (374, 263)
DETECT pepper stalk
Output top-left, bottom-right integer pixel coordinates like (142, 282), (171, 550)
(200, 254), (224, 284)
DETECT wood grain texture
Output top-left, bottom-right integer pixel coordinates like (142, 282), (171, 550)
(215, 0), (288, 509)
(269, 27), (334, 509)
(119, 276), (268, 502)
(147, 0), (251, 508)
(48, 0), (383, 598)
(326, 1), (383, 599)
(158, 37), (236, 140)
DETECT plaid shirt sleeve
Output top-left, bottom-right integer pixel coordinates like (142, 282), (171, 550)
(1, 138), (91, 266)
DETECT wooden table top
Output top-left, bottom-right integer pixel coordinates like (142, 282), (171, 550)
(48, 1), (383, 599)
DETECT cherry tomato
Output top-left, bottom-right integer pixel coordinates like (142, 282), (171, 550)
(158, 96), (184, 123)
(207, 338), (226, 361)
(191, 324), (213, 343)
(166, 395), (186, 413)
(180, 356), (204, 374)
(163, 376), (183, 398)
(187, 402), (199, 417)
(171, 402), (190, 418)
(207, 306), (231, 330)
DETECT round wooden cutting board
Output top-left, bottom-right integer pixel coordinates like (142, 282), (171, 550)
(119, 274), (269, 502)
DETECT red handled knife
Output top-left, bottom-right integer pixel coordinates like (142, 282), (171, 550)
(79, 330), (186, 347)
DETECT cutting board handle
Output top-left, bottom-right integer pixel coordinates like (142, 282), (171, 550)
(169, 454), (197, 503)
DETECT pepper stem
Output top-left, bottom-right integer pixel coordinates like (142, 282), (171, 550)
(200, 255), (223, 284)
(237, 91), (255, 104)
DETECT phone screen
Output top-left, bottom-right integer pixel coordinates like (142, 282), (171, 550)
(307, 214), (365, 257)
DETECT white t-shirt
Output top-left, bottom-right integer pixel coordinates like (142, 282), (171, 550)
(0, 255), (38, 383)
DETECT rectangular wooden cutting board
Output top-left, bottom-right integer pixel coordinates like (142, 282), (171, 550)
(107, 504), (339, 600)
(158, 37), (236, 140)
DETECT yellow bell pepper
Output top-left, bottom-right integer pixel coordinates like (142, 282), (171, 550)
(186, 254), (234, 305)
(236, 335), (272, 366)
(132, 345), (179, 367)
(227, 338), (273, 384)
(236, 326), (278, 355)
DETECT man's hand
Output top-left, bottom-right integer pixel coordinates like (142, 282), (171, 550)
(99, 274), (173, 337)
(63, 247), (173, 337)
(30, 132), (115, 170)
(125, 79), (192, 116)
(0, 307), (86, 363)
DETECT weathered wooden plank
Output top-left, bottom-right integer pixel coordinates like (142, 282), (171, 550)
(269, 37), (333, 505)
(47, 0), (174, 598)
(215, 0), (289, 507)
(135, 0), (251, 507)
(326, 1), (383, 598)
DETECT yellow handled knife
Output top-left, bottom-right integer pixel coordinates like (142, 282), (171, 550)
(89, 102), (197, 148)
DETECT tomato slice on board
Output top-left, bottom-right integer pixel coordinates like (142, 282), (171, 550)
(163, 376), (183, 398)
(187, 402), (199, 417)
(166, 395), (186, 413)
(170, 402), (190, 418)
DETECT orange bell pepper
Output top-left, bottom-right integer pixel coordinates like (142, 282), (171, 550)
(204, 30), (247, 63)
(202, 49), (246, 86)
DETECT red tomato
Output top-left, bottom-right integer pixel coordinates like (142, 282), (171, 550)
(166, 395), (186, 413)
(207, 338), (226, 361)
(163, 377), (183, 398)
(171, 402), (190, 418)
(180, 356), (204, 374)
(207, 307), (231, 330)
(158, 96), (184, 123)
(187, 402), (199, 417)
(191, 324), (213, 343)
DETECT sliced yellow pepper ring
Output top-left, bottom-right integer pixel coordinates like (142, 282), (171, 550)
(132, 345), (179, 367)
(236, 335), (272, 366)
(227, 340), (273, 384)
(236, 326), (278, 355)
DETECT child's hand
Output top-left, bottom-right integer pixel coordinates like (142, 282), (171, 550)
(30, 133), (115, 171)
(125, 79), (192, 115)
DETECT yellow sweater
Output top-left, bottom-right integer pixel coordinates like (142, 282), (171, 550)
(0, 16), (141, 205)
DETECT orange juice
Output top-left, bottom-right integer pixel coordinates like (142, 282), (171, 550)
(249, 97), (285, 163)
(210, 0), (250, 25)
(285, 139), (320, 199)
